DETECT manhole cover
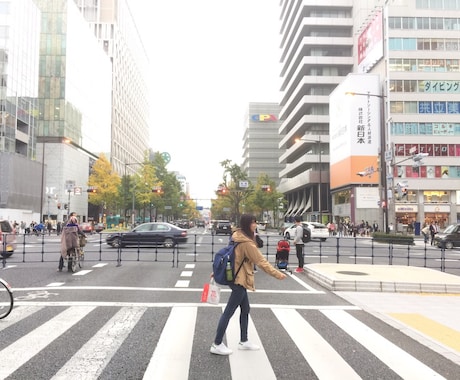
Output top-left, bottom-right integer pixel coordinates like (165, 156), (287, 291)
(336, 271), (369, 276)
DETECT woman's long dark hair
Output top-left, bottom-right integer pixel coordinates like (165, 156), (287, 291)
(240, 214), (256, 240)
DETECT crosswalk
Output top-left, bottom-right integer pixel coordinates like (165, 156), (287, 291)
(0, 303), (456, 379)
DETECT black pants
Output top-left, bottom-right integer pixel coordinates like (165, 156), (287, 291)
(295, 244), (304, 268)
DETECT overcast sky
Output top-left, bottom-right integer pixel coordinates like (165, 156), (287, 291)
(130, 1), (281, 206)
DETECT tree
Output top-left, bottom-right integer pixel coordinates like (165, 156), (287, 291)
(217, 160), (253, 225)
(87, 154), (121, 221)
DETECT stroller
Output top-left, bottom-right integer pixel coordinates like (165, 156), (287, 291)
(275, 239), (292, 274)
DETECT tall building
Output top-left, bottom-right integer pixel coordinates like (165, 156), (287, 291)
(0, 0), (41, 222)
(34, 0), (112, 223)
(278, 0), (460, 230)
(73, 0), (150, 175)
(277, 1), (353, 223)
(242, 102), (283, 186)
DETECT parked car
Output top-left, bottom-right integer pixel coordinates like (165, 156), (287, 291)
(434, 223), (460, 249)
(0, 220), (17, 256)
(94, 223), (105, 233)
(80, 222), (94, 234)
(212, 220), (232, 235)
(284, 221), (329, 242)
(105, 222), (188, 248)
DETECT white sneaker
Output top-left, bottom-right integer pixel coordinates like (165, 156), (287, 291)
(238, 341), (260, 351)
(210, 342), (233, 355)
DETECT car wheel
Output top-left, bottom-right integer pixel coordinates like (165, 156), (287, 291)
(285, 232), (290, 240)
(445, 241), (454, 249)
(320, 238), (327, 242)
(164, 238), (175, 248)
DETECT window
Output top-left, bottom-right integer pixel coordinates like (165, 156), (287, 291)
(402, 17), (414, 29)
(404, 80), (417, 92)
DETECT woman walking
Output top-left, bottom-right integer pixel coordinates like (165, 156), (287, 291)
(210, 214), (287, 356)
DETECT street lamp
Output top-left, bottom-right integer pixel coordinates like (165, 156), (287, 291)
(345, 91), (388, 233)
(295, 136), (323, 223)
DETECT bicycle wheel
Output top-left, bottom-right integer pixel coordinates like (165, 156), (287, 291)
(68, 250), (77, 273)
(78, 249), (84, 268)
(0, 278), (13, 319)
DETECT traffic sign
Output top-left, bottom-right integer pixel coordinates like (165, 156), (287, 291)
(239, 181), (249, 188)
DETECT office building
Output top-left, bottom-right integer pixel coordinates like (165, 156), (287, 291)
(0, 0), (41, 222)
(277, 0), (353, 223)
(73, 0), (150, 175)
(34, 0), (112, 223)
(242, 102), (283, 186)
(278, 0), (460, 230)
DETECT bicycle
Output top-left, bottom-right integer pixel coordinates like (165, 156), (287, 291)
(60, 227), (86, 273)
(0, 277), (13, 319)
(66, 234), (86, 272)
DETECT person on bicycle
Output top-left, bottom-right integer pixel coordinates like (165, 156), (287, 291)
(58, 212), (85, 271)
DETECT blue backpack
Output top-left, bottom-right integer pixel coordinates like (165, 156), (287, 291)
(212, 241), (244, 286)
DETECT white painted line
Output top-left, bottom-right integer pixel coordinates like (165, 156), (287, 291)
(175, 280), (190, 287)
(180, 271), (193, 277)
(0, 265), (16, 269)
(73, 270), (92, 276)
(92, 263), (108, 268)
(227, 308), (276, 379)
(51, 307), (146, 379)
(144, 307), (196, 379)
(47, 282), (65, 287)
(184, 264), (195, 269)
(0, 306), (95, 379)
(322, 309), (445, 379)
(273, 308), (361, 379)
(288, 272), (323, 292)
(0, 305), (45, 332)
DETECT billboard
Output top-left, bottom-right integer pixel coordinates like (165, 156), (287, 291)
(329, 73), (381, 189)
(358, 10), (384, 73)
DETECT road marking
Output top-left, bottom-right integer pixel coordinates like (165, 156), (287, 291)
(184, 263), (195, 269)
(0, 306), (96, 379)
(390, 313), (460, 352)
(175, 280), (190, 287)
(180, 271), (193, 277)
(47, 282), (65, 287)
(273, 308), (361, 379)
(73, 270), (92, 276)
(289, 272), (323, 292)
(51, 307), (146, 379)
(227, 308), (276, 380)
(92, 263), (108, 268)
(322, 309), (445, 379)
(144, 306), (196, 379)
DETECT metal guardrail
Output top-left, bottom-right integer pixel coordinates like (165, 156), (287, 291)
(1, 232), (459, 276)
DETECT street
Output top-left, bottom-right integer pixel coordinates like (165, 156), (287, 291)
(0, 230), (459, 379)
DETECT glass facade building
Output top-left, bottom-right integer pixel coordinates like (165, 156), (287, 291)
(34, 0), (112, 223)
(0, 0), (41, 221)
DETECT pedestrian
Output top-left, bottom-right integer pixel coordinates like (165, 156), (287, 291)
(47, 220), (53, 235)
(421, 224), (430, 243)
(429, 221), (438, 246)
(293, 216), (305, 273)
(210, 214), (286, 356)
(58, 212), (82, 271)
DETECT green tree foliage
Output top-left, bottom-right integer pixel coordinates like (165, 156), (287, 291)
(87, 154), (121, 214)
(216, 160), (253, 225)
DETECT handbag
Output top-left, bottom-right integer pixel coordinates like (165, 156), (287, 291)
(201, 278), (220, 305)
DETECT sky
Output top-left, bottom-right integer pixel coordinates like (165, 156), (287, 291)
(130, 1), (281, 206)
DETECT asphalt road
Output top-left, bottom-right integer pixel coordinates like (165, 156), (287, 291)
(0, 231), (459, 379)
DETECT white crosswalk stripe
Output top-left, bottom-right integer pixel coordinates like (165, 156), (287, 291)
(0, 304), (453, 379)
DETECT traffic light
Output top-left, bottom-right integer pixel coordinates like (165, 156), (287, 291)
(152, 186), (162, 193)
(261, 185), (271, 192)
(57, 203), (61, 209)
(64, 203), (68, 210)
(87, 187), (97, 193)
(217, 185), (228, 195)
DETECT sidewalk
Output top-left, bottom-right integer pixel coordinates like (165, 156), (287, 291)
(305, 263), (460, 365)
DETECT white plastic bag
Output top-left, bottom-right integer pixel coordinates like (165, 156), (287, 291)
(201, 278), (220, 305)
